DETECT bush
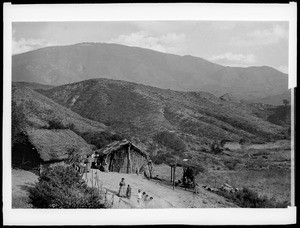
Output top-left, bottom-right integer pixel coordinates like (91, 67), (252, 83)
(153, 131), (186, 154)
(28, 165), (108, 208)
(218, 187), (289, 208)
(77, 131), (124, 149)
(154, 152), (174, 165)
(224, 159), (240, 170)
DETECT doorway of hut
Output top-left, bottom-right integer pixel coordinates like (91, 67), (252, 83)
(12, 135), (42, 175)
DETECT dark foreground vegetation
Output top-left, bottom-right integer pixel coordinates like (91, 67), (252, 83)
(28, 165), (110, 208)
(217, 187), (289, 208)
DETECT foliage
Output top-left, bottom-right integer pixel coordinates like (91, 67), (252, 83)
(282, 99), (290, 106)
(153, 131), (186, 155)
(210, 141), (223, 154)
(267, 105), (291, 126)
(76, 131), (124, 149)
(217, 187), (289, 208)
(223, 159), (240, 170)
(28, 165), (108, 208)
(154, 152), (175, 165)
(12, 101), (27, 145)
(46, 120), (68, 130)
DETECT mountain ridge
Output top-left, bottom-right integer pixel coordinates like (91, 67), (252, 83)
(12, 42), (288, 101)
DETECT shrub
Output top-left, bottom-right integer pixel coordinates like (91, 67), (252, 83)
(218, 187), (289, 208)
(153, 131), (186, 154)
(28, 165), (108, 208)
(154, 152), (174, 164)
(46, 120), (68, 130)
(224, 159), (240, 170)
(74, 131), (124, 149)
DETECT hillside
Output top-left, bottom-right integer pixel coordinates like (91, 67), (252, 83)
(12, 82), (107, 133)
(250, 90), (291, 105)
(12, 43), (288, 101)
(37, 78), (288, 161)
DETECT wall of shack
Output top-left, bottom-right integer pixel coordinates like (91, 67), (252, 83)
(106, 146), (148, 173)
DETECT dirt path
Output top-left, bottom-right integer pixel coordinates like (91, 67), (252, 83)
(12, 169), (39, 208)
(83, 169), (237, 209)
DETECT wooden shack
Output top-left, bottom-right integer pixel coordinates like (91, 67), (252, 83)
(95, 139), (149, 174)
(12, 128), (93, 175)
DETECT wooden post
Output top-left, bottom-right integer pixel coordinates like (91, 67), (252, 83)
(92, 169), (94, 188)
(127, 144), (132, 174)
(170, 166), (173, 182)
(173, 166), (176, 190)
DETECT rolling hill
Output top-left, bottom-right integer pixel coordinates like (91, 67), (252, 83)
(12, 43), (288, 101)
(37, 78), (288, 150)
(12, 82), (107, 133)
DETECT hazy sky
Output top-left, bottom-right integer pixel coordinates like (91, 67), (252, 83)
(12, 21), (289, 73)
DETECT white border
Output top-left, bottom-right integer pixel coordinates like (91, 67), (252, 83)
(3, 3), (297, 225)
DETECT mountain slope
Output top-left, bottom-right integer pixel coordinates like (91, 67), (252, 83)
(250, 90), (291, 105)
(12, 43), (288, 100)
(12, 82), (107, 133)
(38, 78), (287, 150)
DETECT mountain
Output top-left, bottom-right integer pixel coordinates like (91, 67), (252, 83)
(12, 43), (288, 101)
(37, 78), (288, 149)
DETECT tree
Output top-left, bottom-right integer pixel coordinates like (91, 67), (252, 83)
(282, 99), (290, 106)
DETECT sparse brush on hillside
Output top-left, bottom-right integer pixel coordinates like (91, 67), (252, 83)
(28, 165), (109, 208)
(72, 130), (124, 149)
(153, 131), (186, 156)
(267, 105), (291, 127)
(217, 187), (289, 208)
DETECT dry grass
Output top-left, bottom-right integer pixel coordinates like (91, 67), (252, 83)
(12, 169), (39, 208)
(197, 169), (291, 204)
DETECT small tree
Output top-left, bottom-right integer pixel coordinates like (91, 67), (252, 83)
(282, 99), (289, 106)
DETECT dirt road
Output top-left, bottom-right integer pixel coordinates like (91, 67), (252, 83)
(83, 169), (237, 209)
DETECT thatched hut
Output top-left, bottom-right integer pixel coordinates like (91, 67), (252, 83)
(95, 139), (149, 174)
(12, 128), (93, 174)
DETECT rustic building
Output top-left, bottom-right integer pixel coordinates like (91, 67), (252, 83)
(12, 128), (93, 174)
(95, 139), (149, 174)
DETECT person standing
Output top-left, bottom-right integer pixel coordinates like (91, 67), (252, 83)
(126, 185), (132, 199)
(118, 178), (126, 197)
(144, 194), (150, 208)
(84, 155), (91, 173)
(148, 197), (155, 208)
(148, 160), (153, 179)
(137, 189), (142, 207)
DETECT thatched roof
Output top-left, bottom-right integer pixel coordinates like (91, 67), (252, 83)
(95, 139), (148, 159)
(26, 129), (92, 162)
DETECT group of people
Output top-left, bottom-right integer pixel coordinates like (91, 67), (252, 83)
(74, 154), (93, 174)
(118, 178), (155, 208)
(137, 189), (154, 208)
(118, 178), (132, 199)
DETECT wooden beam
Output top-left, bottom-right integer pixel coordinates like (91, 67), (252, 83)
(127, 144), (132, 173)
(173, 166), (176, 190)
